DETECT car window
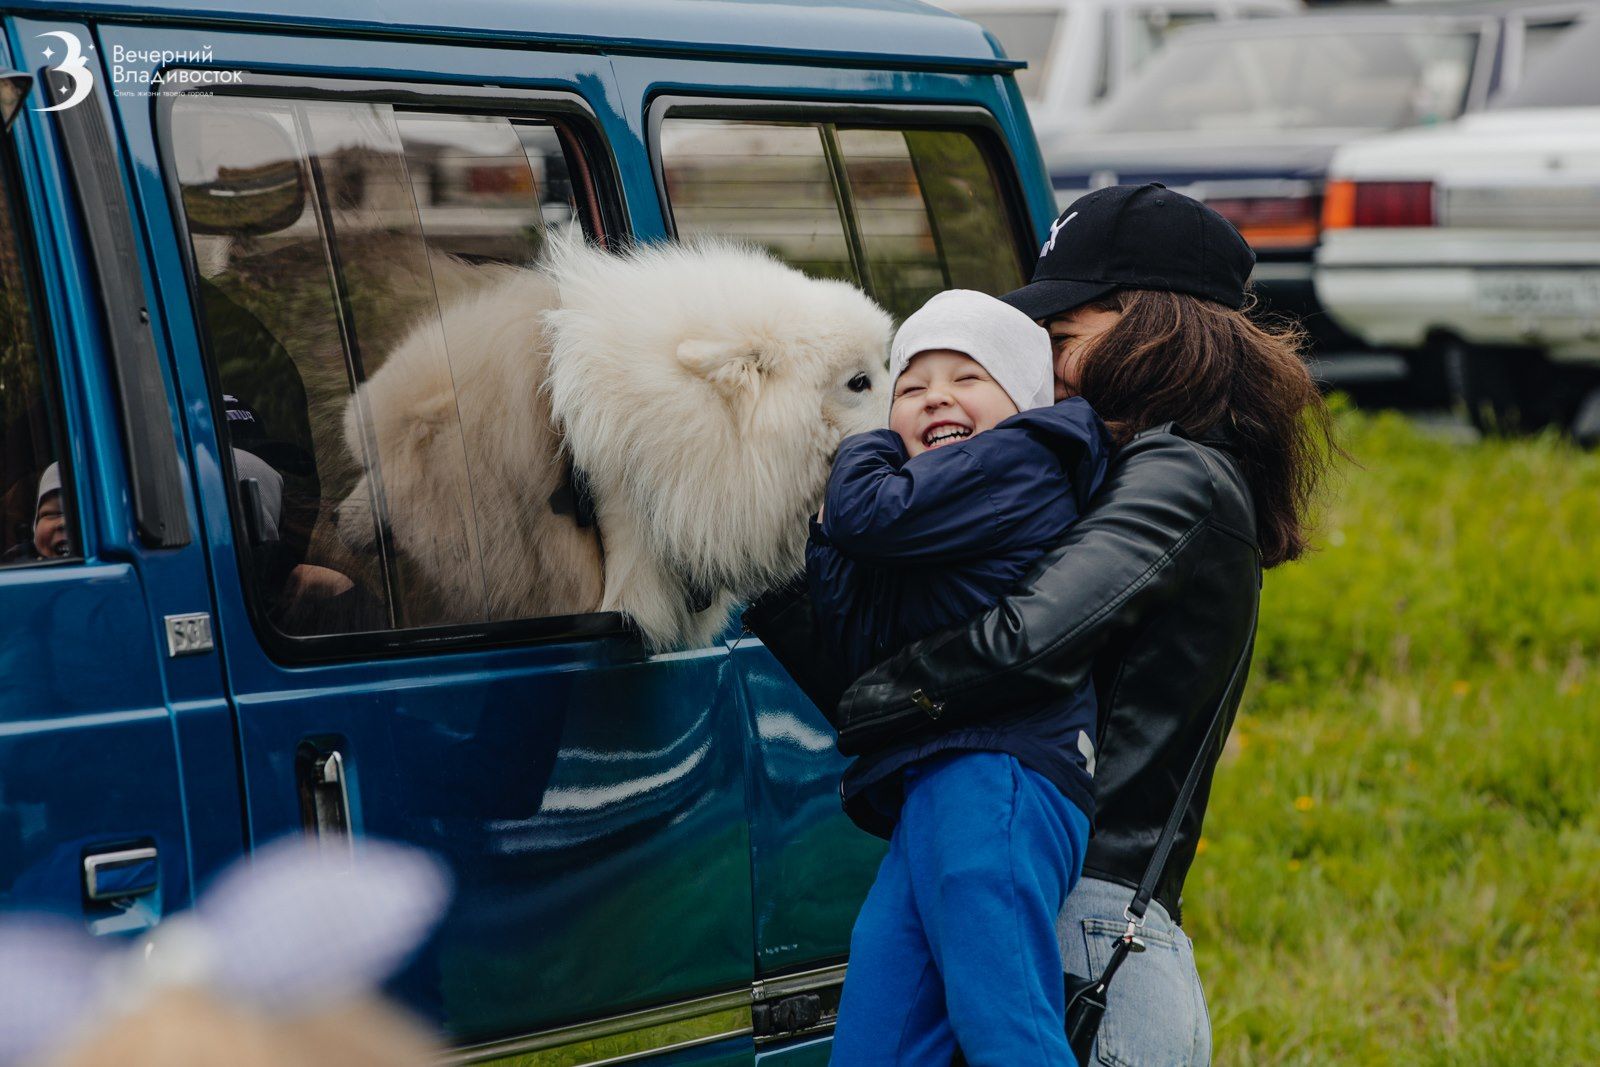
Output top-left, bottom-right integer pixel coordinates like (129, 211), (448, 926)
(658, 122), (856, 283)
(1496, 17), (1600, 108)
(1518, 18), (1580, 75)
(1095, 28), (1480, 133)
(1126, 9), (1218, 77)
(167, 93), (607, 641)
(0, 149), (77, 569)
(658, 118), (1028, 321)
(957, 10), (1064, 100)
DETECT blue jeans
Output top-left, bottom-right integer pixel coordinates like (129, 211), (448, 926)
(831, 752), (1091, 1067)
(1057, 877), (1213, 1067)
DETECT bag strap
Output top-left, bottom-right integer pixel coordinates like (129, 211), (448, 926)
(1087, 557), (1262, 995)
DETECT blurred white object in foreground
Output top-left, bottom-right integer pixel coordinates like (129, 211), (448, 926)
(0, 837), (450, 1067)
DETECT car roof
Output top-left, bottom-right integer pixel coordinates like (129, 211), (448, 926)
(5, 0), (1017, 71)
(1157, 7), (1501, 38)
(937, 0), (1297, 11)
(1385, 0), (1595, 18)
(1164, 0), (1597, 34)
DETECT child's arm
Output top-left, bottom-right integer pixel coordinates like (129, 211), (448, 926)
(820, 427), (1040, 565)
(804, 519), (888, 680)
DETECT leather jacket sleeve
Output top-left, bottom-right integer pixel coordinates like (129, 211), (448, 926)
(832, 429), (1221, 742)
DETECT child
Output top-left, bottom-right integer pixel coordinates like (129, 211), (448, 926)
(808, 289), (1108, 1066)
(1, 464), (70, 563)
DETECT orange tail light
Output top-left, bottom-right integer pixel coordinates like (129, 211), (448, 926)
(1207, 195), (1323, 251)
(1322, 180), (1435, 229)
(1322, 179), (1356, 230)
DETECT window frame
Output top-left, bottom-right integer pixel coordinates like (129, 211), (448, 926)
(0, 130), (82, 572)
(154, 72), (634, 663)
(647, 96), (1038, 296)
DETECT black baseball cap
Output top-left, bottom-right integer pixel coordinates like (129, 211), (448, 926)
(1001, 183), (1256, 322)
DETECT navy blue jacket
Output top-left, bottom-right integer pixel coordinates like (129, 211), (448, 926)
(806, 397), (1109, 837)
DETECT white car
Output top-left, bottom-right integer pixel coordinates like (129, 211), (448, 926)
(1314, 14), (1600, 434)
(936, 0), (1298, 144)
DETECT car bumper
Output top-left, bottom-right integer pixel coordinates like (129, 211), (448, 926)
(1315, 229), (1600, 363)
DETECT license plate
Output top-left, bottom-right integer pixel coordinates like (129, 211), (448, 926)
(1475, 271), (1600, 317)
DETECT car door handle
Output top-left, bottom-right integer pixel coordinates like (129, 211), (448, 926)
(296, 741), (353, 844)
(83, 845), (159, 901)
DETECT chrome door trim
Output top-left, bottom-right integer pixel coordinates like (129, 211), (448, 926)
(444, 964), (850, 1065)
(752, 961), (847, 1001)
(444, 989), (752, 1066)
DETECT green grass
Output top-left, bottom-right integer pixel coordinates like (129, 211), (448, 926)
(1189, 407), (1600, 1064)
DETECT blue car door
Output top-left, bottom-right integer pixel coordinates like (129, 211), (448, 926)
(100, 22), (757, 1061)
(1, 18), (244, 936)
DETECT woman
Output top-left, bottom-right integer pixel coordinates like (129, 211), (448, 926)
(747, 183), (1337, 1065)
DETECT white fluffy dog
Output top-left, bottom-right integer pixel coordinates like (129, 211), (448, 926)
(337, 234), (892, 647)
(333, 261), (605, 627)
(543, 234), (892, 646)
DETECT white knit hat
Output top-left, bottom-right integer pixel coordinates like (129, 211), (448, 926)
(34, 462), (61, 519)
(889, 290), (1054, 412)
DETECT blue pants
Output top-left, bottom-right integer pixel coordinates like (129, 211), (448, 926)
(831, 752), (1090, 1067)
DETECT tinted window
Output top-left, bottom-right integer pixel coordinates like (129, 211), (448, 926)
(658, 122), (855, 282)
(1126, 9), (1217, 76)
(1095, 29), (1480, 133)
(168, 94), (606, 640)
(659, 118), (1028, 321)
(0, 155), (75, 568)
(1517, 18), (1581, 76)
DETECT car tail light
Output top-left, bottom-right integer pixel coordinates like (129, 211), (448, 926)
(1206, 194), (1322, 250)
(1322, 180), (1435, 229)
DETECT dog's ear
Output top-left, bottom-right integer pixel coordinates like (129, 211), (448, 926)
(677, 338), (764, 408)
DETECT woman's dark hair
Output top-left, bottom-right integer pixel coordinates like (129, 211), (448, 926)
(1068, 289), (1338, 567)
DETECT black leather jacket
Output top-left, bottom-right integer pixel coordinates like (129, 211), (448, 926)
(745, 424), (1261, 922)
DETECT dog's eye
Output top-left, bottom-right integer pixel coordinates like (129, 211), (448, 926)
(847, 373), (872, 393)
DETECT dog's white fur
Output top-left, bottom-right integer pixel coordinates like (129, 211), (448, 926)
(337, 234), (891, 647)
(543, 233), (892, 646)
(334, 263), (605, 626)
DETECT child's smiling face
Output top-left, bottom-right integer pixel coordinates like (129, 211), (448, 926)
(32, 491), (70, 558)
(889, 350), (1018, 458)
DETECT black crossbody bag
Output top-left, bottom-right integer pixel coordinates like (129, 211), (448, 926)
(1057, 576), (1260, 1065)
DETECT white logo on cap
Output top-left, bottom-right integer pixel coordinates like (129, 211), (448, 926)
(1040, 212), (1078, 258)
